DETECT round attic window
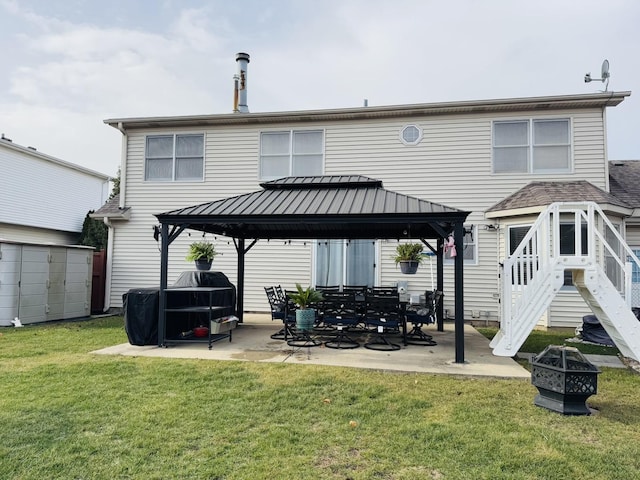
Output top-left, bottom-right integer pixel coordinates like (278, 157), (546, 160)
(400, 125), (422, 145)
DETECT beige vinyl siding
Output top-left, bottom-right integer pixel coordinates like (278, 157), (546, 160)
(624, 226), (640, 248)
(549, 290), (592, 328)
(0, 223), (79, 245)
(110, 107), (610, 316)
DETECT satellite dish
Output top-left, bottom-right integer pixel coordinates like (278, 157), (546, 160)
(601, 59), (610, 80)
(584, 59), (610, 91)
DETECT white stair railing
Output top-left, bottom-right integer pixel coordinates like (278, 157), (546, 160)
(492, 201), (640, 357)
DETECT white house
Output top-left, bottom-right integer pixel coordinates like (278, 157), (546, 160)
(0, 136), (112, 325)
(97, 52), (640, 329)
(0, 135), (111, 244)
(101, 85), (638, 332)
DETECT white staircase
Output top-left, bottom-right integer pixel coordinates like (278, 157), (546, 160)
(491, 202), (640, 361)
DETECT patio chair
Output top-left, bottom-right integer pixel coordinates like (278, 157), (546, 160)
(342, 285), (368, 315)
(274, 284), (287, 303)
(363, 292), (403, 351)
(405, 290), (442, 346)
(315, 285), (340, 293)
(265, 286), (294, 340)
(367, 286), (398, 296)
(319, 291), (361, 349)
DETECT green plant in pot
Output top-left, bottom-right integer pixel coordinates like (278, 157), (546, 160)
(287, 283), (323, 332)
(394, 242), (424, 274)
(186, 241), (218, 271)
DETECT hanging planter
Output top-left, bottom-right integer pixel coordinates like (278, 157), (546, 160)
(195, 259), (213, 271)
(394, 243), (424, 275)
(399, 260), (419, 275)
(185, 241), (218, 271)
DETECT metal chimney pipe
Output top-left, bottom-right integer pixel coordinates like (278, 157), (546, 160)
(234, 52), (250, 113)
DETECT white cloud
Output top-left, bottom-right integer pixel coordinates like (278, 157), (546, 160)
(1, 0), (639, 177)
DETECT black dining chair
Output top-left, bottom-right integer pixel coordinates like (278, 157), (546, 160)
(319, 291), (361, 349)
(264, 286), (293, 340)
(363, 292), (403, 351)
(315, 285), (340, 293)
(342, 285), (367, 294)
(367, 286), (398, 296)
(405, 290), (442, 346)
(274, 284), (287, 303)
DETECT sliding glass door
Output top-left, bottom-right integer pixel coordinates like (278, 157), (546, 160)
(315, 239), (376, 288)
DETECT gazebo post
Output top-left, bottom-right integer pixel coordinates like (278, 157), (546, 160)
(236, 238), (245, 323)
(436, 236), (445, 332)
(158, 223), (169, 347)
(454, 221), (465, 363)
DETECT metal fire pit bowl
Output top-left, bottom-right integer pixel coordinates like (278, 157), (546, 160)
(531, 345), (600, 415)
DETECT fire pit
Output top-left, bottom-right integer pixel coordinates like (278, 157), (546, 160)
(531, 345), (600, 415)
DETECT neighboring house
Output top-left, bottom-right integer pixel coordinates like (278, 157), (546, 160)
(102, 86), (635, 328)
(609, 161), (640, 306)
(0, 135), (111, 244)
(0, 136), (112, 325)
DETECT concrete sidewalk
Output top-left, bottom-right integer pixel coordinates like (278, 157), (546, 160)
(94, 314), (532, 379)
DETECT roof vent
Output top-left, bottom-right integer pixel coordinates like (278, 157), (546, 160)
(233, 52), (250, 113)
(1, 133), (12, 142)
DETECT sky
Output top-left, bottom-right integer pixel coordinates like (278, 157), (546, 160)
(1, 0), (639, 177)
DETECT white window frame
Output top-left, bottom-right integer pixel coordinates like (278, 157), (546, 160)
(492, 118), (572, 174)
(399, 124), (423, 145)
(444, 225), (477, 265)
(259, 129), (325, 180)
(144, 133), (205, 182)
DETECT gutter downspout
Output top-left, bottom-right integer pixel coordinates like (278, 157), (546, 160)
(102, 217), (115, 312)
(602, 106), (610, 192)
(101, 121), (127, 311)
(116, 122), (127, 208)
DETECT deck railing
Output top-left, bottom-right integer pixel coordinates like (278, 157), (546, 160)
(499, 201), (640, 353)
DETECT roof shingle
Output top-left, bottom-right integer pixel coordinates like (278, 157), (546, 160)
(609, 161), (640, 208)
(486, 180), (630, 213)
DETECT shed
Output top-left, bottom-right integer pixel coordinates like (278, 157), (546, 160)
(0, 240), (94, 325)
(155, 175), (471, 362)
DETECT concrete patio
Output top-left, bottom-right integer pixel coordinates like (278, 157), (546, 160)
(95, 314), (532, 378)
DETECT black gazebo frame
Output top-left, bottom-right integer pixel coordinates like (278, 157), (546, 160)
(155, 176), (471, 363)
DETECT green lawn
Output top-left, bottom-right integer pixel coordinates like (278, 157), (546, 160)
(476, 327), (621, 356)
(1, 317), (640, 479)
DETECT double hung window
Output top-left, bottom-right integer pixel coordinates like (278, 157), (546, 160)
(260, 130), (324, 179)
(493, 119), (571, 174)
(145, 134), (204, 181)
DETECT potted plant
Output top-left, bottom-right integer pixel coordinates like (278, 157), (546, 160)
(186, 240), (218, 271)
(287, 283), (323, 332)
(394, 242), (424, 274)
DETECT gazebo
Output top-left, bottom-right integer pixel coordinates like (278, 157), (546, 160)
(155, 175), (471, 362)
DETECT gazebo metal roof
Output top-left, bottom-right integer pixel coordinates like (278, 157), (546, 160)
(156, 175), (468, 240)
(155, 175), (470, 363)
